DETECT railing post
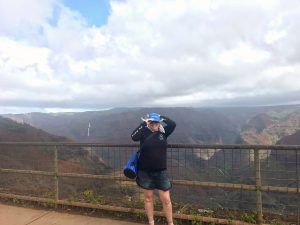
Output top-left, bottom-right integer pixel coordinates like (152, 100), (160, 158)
(54, 145), (59, 208)
(254, 149), (263, 225)
(296, 149), (299, 225)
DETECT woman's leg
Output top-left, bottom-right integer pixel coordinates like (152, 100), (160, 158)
(158, 190), (173, 225)
(144, 189), (155, 225)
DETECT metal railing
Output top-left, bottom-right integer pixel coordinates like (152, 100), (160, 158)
(0, 142), (299, 225)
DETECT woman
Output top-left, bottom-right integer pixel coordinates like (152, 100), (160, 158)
(131, 113), (176, 225)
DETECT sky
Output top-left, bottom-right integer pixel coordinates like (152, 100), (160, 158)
(0, 0), (300, 114)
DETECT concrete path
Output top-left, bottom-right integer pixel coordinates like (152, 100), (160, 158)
(0, 204), (145, 225)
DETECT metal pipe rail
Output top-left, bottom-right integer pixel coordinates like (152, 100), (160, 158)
(1, 142), (300, 149)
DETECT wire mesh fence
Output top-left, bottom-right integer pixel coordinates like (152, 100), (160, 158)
(0, 143), (299, 224)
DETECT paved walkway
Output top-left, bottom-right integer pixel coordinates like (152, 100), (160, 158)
(0, 204), (145, 225)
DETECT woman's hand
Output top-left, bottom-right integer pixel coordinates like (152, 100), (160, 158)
(145, 119), (151, 127)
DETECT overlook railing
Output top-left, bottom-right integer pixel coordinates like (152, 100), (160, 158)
(0, 143), (299, 225)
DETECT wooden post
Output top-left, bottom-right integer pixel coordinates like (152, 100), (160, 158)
(54, 145), (59, 208)
(254, 149), (263, 225)
(296, 150), (300, 225)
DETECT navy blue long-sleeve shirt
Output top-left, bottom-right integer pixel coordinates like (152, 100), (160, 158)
(131, 116), (176, 171)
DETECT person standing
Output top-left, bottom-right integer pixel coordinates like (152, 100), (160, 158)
(131, 113), (176, 225)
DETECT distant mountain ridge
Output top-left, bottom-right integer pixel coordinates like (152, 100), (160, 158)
(4, 106), (300, 145)
(3, 105), (300, 143)
(2, 107), (256, 144)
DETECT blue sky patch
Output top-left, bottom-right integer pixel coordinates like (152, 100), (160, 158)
(63, 0), (111, 27)
(48, 5), (61, 27)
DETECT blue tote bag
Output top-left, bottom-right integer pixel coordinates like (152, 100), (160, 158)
(123, 152), (139, 179)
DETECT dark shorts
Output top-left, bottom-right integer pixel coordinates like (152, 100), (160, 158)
(136, 170), (172, 191)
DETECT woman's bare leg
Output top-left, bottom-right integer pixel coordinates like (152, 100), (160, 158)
(144, 189), (155, 224)
(159, 190), (173, 225)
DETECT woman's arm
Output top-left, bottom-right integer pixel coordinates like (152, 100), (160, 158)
(131, 122), (147, 141)
(161, 116), (176, 137)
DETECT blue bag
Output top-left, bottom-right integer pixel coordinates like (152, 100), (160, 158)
(123, 152), (138, 179)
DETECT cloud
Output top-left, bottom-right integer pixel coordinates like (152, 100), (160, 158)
(0, 0), (300, 113)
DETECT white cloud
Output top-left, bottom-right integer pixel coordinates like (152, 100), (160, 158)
(218, 42), (270, 65)
(0, 37), (52, 73)
(265, 30), (287, 44)
(1, 0), (300, 113)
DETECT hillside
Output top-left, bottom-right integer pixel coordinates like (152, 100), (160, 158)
(0, 116), (70, 142)
(239, 108), (300, 145)
(277, 129), (300, 145)
(0, 116), (111, 198)
(236, 106), (300, 162)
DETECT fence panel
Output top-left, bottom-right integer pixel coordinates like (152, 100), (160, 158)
(0, 143), (299, 224)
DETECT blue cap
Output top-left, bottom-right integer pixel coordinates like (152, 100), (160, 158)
(148, 113), (161, 122)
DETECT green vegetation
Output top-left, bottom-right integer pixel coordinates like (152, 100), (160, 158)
(240, 211), (257, 223)
(133, 211), (147, 221)
(191, 221), (203, 225)
(82, 189), (106, 204)
(270, 222), (286, 225)
(67, 196), (80, 202)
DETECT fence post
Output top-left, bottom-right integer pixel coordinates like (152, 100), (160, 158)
(254, 149), (263, 225)
(296, 150), (299, 225)
(54, 145), (59, 208)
